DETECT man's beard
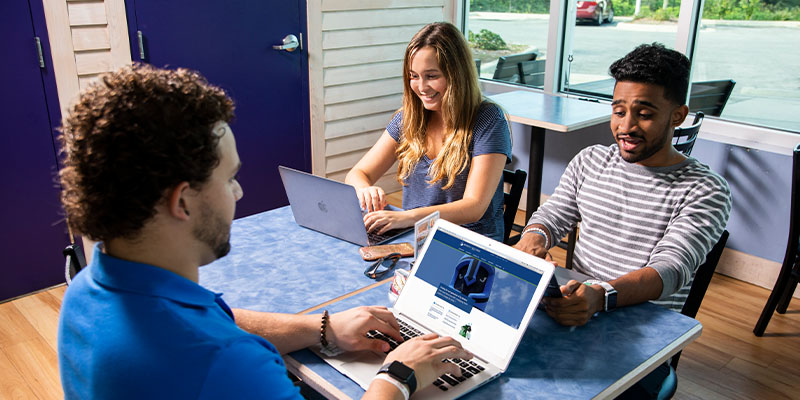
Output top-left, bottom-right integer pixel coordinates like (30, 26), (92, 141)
(617, 118), (672, 164)
(192, 204), (232, 260)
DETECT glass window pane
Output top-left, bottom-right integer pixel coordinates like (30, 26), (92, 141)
(566, 0), (679, 98)
(467, 1), (551, 88)
(691, 10), (800, 131)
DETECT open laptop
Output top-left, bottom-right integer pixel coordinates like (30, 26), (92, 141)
(278, 166), (411, 246)
(315, 219), (555, 398)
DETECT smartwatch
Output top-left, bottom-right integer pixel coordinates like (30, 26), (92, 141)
(378, 360), (417, 396)
(584, 279), (617, 311)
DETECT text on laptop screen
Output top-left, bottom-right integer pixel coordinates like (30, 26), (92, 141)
(397, 228), (544, 362)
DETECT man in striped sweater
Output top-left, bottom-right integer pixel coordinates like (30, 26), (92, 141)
(514, 43), (731, 328)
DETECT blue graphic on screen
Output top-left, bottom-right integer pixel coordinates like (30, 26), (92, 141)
(415, 230), (542, 329)
(451, 256), (495, 311)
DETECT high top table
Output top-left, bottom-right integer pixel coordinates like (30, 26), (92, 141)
(487, 91), (610, 221)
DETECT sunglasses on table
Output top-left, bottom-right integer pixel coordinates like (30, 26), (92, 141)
(364, 252), (402, 280)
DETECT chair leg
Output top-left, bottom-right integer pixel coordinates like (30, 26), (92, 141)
(754, 261), (796, 336)
(775, 269), (798, 314)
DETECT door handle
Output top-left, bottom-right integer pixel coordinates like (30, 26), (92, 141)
(272, 34), (301, 52)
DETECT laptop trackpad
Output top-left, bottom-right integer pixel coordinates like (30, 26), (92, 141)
(336, 352), (384, 389)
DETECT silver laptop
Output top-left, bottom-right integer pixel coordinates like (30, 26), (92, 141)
(278, 166), (411, 246)
(315, 219), (555, 399)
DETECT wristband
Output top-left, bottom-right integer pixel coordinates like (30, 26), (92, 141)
(522, 226), (549, 249)
(373, 374), (410, 400)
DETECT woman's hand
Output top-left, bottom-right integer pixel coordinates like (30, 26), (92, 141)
(382, 333), (473, 393)
(357, 186), (387, 213)
(364, 210), (415, 234)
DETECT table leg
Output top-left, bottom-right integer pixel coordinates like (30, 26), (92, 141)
(526, 126), (546, 222)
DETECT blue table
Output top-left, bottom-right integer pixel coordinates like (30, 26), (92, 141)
(286, 283), (701, 399)
(201, 206), (702, 399)
(199, 206), (412, 314)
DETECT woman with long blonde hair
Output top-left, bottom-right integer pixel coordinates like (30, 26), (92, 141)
(346, 22), (511, 241)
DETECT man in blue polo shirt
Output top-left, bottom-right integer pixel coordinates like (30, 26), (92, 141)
(57, 64), (471, 399)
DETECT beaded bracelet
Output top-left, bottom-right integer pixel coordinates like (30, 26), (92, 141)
(522, 226), (550, 249)
(319, 310), (342, 356)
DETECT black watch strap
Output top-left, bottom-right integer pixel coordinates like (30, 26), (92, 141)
(379, 360), (417, 396)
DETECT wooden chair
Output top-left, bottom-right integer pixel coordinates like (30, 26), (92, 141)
(673, 112), (704, 156)
(517, 59), (546, 87)
(688, 80), (736, 117)
(502, 169), (527, 244)
(754, 143), (800, 336)
(492, 51), (537, 83)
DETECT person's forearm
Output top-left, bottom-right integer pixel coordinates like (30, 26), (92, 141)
(404, 196), (489, 226)
(345, 168), (374, 189)
(232, 309), (320, 354)
(362, 380), (406, 400)
(608, 267), (663, 307)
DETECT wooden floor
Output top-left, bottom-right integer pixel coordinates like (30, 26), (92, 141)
(2, 202), (799, 399)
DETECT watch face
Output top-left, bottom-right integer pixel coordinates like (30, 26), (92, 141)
(388, 360), (414, 381)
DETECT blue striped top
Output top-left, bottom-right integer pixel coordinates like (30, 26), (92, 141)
(528, 144), (731, 311)
(387, 102), (512, 241)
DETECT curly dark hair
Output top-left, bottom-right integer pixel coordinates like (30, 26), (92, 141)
(59, 64), (235, 242)
(609, 43), (690, 106)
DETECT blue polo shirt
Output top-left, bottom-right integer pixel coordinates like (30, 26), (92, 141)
(58, 245), (301, 399)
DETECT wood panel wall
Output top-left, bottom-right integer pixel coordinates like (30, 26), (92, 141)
(42, 0), (131, 115)
(308, 0), (452, 192)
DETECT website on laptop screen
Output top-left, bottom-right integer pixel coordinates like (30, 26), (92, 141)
(395, 227), (544, 364)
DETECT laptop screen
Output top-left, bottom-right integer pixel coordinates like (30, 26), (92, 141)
(394, 221), (550, 369)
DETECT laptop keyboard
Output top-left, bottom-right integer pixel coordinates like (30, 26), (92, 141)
(367, 227), (408, 245)
(366, 319), (486, 391)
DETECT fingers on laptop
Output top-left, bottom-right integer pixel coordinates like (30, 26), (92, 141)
(359, 186), (386, 213)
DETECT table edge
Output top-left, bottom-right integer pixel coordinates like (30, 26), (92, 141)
(284, 354), (353, 400)
(593, 323), (703, 399)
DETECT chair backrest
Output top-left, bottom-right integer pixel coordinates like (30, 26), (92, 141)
(681, 230), (729, 319)
(492, 52), (537, 82)
(517, 59), (546, 87)
(502, 169), (527, 244)
(787, 143), (800, 273)
(689, 80), (735, 117)
(673, 112), (704, 156)
(670, 229), (729, 370)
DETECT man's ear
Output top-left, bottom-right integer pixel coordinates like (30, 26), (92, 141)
(671, 104), (689, 128)
(165, 182), (193, 221)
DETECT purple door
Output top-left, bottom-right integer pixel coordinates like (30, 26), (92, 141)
(1, 1), (67, 300)
(125, 0), (311, 218)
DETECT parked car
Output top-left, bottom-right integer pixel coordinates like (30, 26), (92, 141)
(577, 0), (614, 25)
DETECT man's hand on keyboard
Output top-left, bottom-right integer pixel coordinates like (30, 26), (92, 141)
(384, 333), (474, 393)
(328, 306), (404, 354)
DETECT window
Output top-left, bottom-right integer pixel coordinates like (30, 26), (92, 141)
(466, 0), (800, 134)
(565, 0), (679, 99)
(466, 1), (552, 88)
(691, 8), (800, 131)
